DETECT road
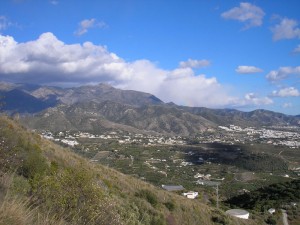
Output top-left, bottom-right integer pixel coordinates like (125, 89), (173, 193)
(281, 209), (289, 225)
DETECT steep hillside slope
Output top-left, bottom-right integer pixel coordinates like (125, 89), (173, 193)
(0, 116), (260, 225)
(21, 101), (216, 136)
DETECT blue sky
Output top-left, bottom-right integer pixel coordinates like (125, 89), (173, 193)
(0, 0), (300, 115)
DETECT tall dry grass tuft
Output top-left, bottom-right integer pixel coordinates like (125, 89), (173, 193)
(0, 173), (12, 201)
(0, 197), (66, 225)
(0, 197), (33, 225)
(0, 173), (66, 225)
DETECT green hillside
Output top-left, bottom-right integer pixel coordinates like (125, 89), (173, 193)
(0, 115), (261, 225)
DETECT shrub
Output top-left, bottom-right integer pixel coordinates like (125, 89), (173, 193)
(135, 189), (159, 207)
(265, 216), (277, 225)
(150, 214), (166, 225)
(211, 210), (229, 225)
(164, 201), (176, 211)
(31, 166), (121, 225)
(11, 176), (31, 197)
(18, 146), (48, 179)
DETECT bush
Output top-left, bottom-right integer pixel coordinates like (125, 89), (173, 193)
(18, 145), (48, 179)
(211, 210), (229, 225)
(265, 216), (277, 225)
(11, 176), (31, 197)
(164, 201), (176, 211)
(135, 189), (159, 207)
(150, 214), (165, 225)
(31, 166), (121, 225)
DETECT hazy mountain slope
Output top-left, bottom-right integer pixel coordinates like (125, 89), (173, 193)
(1, 82), (300, 131)
(22, 103), (154, 134)
(0, 81), (19, 91)
(0, 89), (56, 113)
(182, 107), (300, 127)
(18, 82), (164, 107)
(21, 101), (216, 136)
(0, 116), (260, 225)
(59, 83), (164, 106)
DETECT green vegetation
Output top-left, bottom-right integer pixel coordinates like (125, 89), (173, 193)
(225, 179), (300, 224)
(0, 116), (260, 225)
(225, 179), (300, 211)
(135, 189), (159, 207)
(70, 138), (297, 201)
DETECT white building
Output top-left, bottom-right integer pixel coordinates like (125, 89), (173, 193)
(226, 209), (249, 219)
(268, 208), (276, 214)
(182, 191), (198, 199)
(194, 173), (204, 178)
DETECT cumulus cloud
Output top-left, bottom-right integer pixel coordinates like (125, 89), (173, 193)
(271, 18), (300, 41)
(235, 65), (263, 74)
(292, 45), (300, 54)
(266, 66), (300, 81)
(179, 59), (210, 69)
(221, 2), (265, 29)
(75, 19), (106, 36)
(0, 32), (274, 109)
(271, 87), (300, 97)
(243, 93), (273, 105)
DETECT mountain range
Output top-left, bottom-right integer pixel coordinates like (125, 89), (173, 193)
(1, 82), (299, 136)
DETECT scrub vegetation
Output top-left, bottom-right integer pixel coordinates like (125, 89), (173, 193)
(0, 116), (260, 225)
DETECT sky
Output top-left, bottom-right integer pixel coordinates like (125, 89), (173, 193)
(0, 0), (300, 115)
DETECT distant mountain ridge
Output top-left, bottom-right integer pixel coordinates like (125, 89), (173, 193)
(1, 82), (299, 135)
(0, 82), (163, 111)
(22, 100), (215, 136)
(181, 107), (300, 127)
(31, 83), (164, 106)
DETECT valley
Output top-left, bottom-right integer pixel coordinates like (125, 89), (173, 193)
(1, 1), (300, 224)
(1, 82), (300, 224)
(40, 124), (300, 200)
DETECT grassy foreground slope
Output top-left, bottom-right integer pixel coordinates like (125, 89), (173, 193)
(0, 116), (260, 225)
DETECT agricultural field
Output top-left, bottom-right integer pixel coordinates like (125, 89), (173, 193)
(51, 132), (300, 203)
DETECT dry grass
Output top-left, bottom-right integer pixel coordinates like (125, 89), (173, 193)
(0, 197), (34, 225)
(0, 116), (267, 225)
(0, 198), (67, 225)
(0, 173), (66, 225)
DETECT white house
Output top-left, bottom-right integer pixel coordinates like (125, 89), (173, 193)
(182, 191), (198, 199)
(194, 173), (204, 178)
(268, 208), (276, 214)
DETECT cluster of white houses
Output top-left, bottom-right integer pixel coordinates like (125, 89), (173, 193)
(41, 131), (186, 146)
(218, 125), (300, 148)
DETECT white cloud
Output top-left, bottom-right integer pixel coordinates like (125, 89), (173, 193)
(292, 45), (300, 54)
(282, 102), (292, 108)
(0, 32), (273, 109)
(236, 65), (263, 74)
(271, 18), (300, 41)
(266, 66), (300, 81)
(271, 87), (300, 97)
(221, 2), (265, 29)
(179, 59), (210, 69)
(241, 93), (273, 106)
(0, 16), (11, 32)
(75, 19), (106, 36)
